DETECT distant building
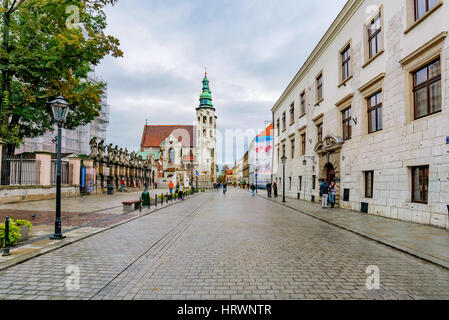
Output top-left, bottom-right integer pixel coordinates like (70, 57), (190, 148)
(140, 73), (217, 188)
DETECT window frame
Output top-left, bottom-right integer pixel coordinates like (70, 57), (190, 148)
(413, 58), (441, 120)
(290, 138), (295, 159)
(301, 133), (306, 156)
(367, 91), (383, 134)
(415, 0), (439, 20)
(317, 122), (323, 143)
(300, 91), (306, 117)
(341, 45), (351, 82)
(342, 107), (352, 141)
(411, 165), (429, 204)
(368, 12), (382, 59)
(365, 171), (374, 199)
(315, 72), (323, 104)
(289, 103), (295, 125)
(282, 112), (286, 132)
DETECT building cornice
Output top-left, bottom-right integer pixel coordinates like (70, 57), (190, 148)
(272, 0), (363, 114)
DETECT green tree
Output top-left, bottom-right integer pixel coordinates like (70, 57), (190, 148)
(0, 0), (123, 155)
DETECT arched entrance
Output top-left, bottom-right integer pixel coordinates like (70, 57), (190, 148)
(326, 163), (336, 184)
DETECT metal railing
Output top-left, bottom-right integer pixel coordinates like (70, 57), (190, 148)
(51, 161), (70, 185)
(1, 155), (38, 186)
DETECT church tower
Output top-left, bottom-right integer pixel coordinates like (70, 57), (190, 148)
(195, 72), (217, 187)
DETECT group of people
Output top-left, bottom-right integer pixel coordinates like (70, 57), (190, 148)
(319, 179), (337, 209)
(265, 182), (278, 198)
(168, 180), (185, 200)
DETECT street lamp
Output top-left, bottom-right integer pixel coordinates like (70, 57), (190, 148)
(281, 155), (287, 203)
(49, 95), (69, 240)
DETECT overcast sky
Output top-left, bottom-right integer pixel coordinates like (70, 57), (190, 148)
(96, 0), (347, 166)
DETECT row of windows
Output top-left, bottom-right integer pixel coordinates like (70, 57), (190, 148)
(276, 0), (442, 136)
(276, 166), (429, 205)
(277, 57), (442, 147)
(199, 116), (214, 125)
(364, 166), (429, 204)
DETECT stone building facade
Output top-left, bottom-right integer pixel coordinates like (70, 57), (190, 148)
(272, 0), (449, 229)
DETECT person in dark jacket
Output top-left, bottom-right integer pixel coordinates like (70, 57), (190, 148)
(273, 182), (278, 198)
(320, 179), (330, 209)
(266, 182), (272, 198)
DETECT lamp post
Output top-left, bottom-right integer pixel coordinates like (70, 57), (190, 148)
(49, 96), (69, 240)
(281, 155), (287, 203)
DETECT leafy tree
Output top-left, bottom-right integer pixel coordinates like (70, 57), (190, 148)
(0, 0), (123, 155)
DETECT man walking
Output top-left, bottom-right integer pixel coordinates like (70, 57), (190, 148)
(266, 182), (272, 198)
(320, 179), (330, 209)
(179, 183), (184, 200)
(223, 182), (227, 195)
(251, 184), (256, 197)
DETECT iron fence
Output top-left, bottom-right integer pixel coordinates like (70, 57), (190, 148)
(51, 160), (70, 185)
(1, 154), (38, 186)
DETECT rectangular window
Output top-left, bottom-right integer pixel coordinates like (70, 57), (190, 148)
(368, 91), (382, 134)
(341, 46), (351, 81)
(368, 12), (382, 59)
(289, 177), (292, 191)
(301, 133), (306, 155)
(312, 175), (316, 190)
(316, 74), (323, 102)
(342, 107), (352, 140)
(282, 112), (286, 131)
(299, 176), (303, 191)
(415, 0), (439, 20)
(291, 139), (295, 159)
(290, 103), (295, 125)
(282, 144), (286, 157)
(277, 119), (280, 136)
(412, 166), (429, 203)
(365, 171), (374, 198)
(300, 92), (306, 116)
(413, 59), (441, 119)
(317, 123), (323, 142)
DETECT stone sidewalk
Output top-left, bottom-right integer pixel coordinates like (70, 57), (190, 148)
(256, 192), (449, 270)
(0, 189), (201, 272)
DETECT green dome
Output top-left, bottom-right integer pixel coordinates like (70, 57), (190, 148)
(198, 72), (214, 109)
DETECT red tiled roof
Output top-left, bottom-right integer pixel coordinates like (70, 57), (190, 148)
(141, 125), (196, 148)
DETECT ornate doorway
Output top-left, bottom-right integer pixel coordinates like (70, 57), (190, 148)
(314, 135), (345, 207)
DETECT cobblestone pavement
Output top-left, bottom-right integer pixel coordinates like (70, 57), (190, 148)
(1, 189), (449, 300)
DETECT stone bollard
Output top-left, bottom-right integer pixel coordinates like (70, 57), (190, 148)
(2, 217), (11, 256)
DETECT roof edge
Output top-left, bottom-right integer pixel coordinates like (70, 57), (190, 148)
(271, 0), (363, 113)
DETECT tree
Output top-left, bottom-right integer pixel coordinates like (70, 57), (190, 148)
(0, 0), (123, 155)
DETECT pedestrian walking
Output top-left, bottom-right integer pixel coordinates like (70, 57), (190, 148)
(329, 181), (337, 208)
(121, 178), (125, 192)
(251, 184), (256, 197)
(320, 179), (330, 209)
(179, 183), (184, 200)
(273, 182), (278, 198)
(169, 180), (174, 195)
(266, 182), (272, 198)
(223, 183), (227, 195)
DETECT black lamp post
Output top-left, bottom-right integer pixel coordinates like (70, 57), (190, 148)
(49, 96), (69, 240)
(281, 155), (287, 203)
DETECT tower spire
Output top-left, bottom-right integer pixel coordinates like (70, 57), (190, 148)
(198, 70), (214, 110)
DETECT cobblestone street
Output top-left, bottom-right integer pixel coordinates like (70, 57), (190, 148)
(0, 189), (448, 300)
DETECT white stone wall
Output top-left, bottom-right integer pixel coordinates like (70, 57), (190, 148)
(196, 108), (217, 183)
(272, 0), (449, 229)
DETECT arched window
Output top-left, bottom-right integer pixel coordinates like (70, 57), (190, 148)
(203, 129), (206, 137)
(169, 148), (175, 163)
(210, 117), (213, 124)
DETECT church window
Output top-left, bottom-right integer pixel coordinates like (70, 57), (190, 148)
(169, 148), (175, 163)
